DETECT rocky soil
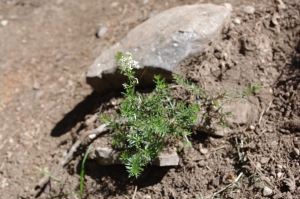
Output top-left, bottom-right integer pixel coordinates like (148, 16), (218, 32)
(0, 0), (299, 199)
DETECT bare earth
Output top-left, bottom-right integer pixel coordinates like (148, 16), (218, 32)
(0, 0), (299, 198)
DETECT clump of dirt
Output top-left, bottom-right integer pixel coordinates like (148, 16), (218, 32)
(1, 0), (300, 199)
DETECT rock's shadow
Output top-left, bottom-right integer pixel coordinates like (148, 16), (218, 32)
(50, 91), (119, 137)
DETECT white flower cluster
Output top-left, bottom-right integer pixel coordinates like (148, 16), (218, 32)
(118, 52), (140, 71)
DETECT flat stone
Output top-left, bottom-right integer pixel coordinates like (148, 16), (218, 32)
(194, 96), (260, 137)
(224, 97), (260, 125)
(87, 4), (231, 93)
(153, 150), (179, 166)
(88, 146), (179, 166)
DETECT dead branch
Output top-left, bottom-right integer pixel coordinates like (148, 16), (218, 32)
(34, 123), (109, 197)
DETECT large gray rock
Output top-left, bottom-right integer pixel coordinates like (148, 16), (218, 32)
(87, 4), (231, 93)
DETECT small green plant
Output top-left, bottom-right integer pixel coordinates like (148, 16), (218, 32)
(37, 167), (79, 199)
(102, 52), (199, 178)
(79, 144), (92, 198)
(36, 144), (92, 199)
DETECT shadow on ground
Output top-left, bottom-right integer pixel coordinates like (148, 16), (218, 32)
(50, 91), (120, 137)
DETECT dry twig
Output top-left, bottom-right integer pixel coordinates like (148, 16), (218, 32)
(34, 123), (109, 197)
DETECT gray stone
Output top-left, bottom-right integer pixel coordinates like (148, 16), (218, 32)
(89, 146), (179, 166)
(87, 4), (231, 93)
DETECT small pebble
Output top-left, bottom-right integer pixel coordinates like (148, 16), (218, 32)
(234, 18), (241, 24)
(275, 0), (286, 9)
(110, 2), (119, 7)
(263, 186), (272, 196)
(198, 160), (206, 167)
(260, 157), (270, 164)
(277, 172), (283, 178)
(143, 195), (151, 199)
(96, 26), (108, 38)
(243, 6), (255, 14)
(200, 147), (208, 154)
(292, 147), (299, 156)
(199, 144), (209, 154)
(277, 164), (283, 169)
(89, 133), (96, 139)
(1, 19), (8, 27)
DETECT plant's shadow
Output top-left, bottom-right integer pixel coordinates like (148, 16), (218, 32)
(76, 160), (170, 198)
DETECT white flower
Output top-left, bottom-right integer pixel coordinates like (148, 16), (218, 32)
(118, 52), (140, 70)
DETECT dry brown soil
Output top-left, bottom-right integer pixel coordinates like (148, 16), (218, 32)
(0, 0), (299, 199)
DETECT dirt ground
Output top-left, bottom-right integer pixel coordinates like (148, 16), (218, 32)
(0, 0), (299, 198)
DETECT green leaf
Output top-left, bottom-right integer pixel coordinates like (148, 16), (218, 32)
(115, 52), (123, 62)
(79, 144), (93, 198)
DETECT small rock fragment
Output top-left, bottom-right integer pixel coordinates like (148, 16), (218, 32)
(198, 160), (206, 167)
(153, 150), (179, 166)
(260, 157), (270, 164)
(1, 19), (8, 27)
(199, 144), (209, 154)
(33, 79), (40, 90)
(271, 13), (280, 26)
(110, 2), (119, 7)
(96, 26), (108, 38)
(142, 195), (151, 199)
(243, 6), (255, 14)
(277, 164), (283, 169)
(234, 18), (241, 24)
(88, 133), (96, 139)
(292, 147), (299, 157)
(263, 186), (272, 196)
(275, 0), (286, 9)
(277, 172), (283, 178)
